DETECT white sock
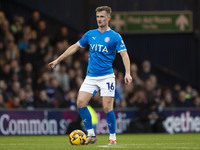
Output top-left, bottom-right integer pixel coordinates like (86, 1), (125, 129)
(109, 133), (116, 140)
(87, 128), (95, 136)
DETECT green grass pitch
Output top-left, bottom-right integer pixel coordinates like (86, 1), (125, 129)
(0, 134), (200, 150)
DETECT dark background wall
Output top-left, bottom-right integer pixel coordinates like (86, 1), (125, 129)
(1, 0), (200, 90)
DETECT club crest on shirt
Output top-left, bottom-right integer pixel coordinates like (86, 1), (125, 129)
(104, 37), (110, 43)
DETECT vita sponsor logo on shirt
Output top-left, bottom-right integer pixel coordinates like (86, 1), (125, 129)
(90, 44), (108, 53)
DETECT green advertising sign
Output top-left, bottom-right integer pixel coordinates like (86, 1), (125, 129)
(110, 11), (193, 33)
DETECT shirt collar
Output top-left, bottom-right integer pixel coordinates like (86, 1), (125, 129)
(98, 27), (110, 33)
(107, 27), (111, 31)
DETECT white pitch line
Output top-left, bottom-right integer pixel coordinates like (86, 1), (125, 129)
(121, 143), (194, 146)
(97, 146), (200, 149)
(97, 144), (200, 149)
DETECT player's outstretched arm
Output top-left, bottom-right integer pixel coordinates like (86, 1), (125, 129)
(120, 51), (132, 85)
(48, 42), (81, 68)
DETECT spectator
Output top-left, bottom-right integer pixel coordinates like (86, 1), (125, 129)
(0, 39), (5, 66)
(0, 80), (8, 102)
(11, 73), (19, 84)
(7, 95), (21, 109)
(36, 36), (51, 70)
(18, 89), (26, 107)
(148, 74), (158, 90)
(153, 86), (162, 99)
(22, 24), (35, 41)
(128, 87), (146, 108)
(20, 63), (36, 86)
(75, 75), (83, 90)
(185, 85), (192, 100)
(139, 60), (152, 81)
(37, 20), (48, 39)
(10, 59), (20, 75)
(46, 77), (64, 108)
(28, 11), (40, 30)
(35, 90), (50, 108)
(144, 79), (155, 102)
(43, 47), (53, 65)
(162, 89), (174, 107)
(130, 63), (143, 87)
(6, 81), (21, 100)
(0, 11), (10, 38)
(175, 90), (191, 107)
(68, 68), (76, 89)
(5, 33), (19, 60)
(55, 26), (69, 42)
(115, 72), (126, 107)
(20, 40), (38, 68)
(61, 90), (77, 110)
(37, 35), (50, 57)
(123, 82), (134, 103)
(0, 93), (6, 108)
(73, 59), (81, 70)
(19, 88), (34, 109)
(80, 51), (89, 78)
(0, 63), (12, 84)
(64, 55), (73, 69)
(192, 96), (200, 107)
(53, 63), (70, 92)
(37, 71), (50, 90)
(55, 40), (68, 56)
(23, 83), (34, 106)
(17, 25), (32, 51)
(75, 66), (83, 77)
(172, 83), (182, 100)
(10, 15), (24, 35)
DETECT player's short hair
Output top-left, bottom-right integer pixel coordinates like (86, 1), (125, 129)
(95, 6), (112, 15)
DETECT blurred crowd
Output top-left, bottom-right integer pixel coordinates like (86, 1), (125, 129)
(0, 11), (200, 111)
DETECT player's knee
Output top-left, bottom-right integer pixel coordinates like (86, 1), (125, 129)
(77, 99), (87, 108)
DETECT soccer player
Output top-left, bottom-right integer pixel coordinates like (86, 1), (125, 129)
(48, 6), (132, 145)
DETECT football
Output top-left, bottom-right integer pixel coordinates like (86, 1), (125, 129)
(69, 129), (86, 145)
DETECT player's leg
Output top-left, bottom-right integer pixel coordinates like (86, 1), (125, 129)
(99, 75), (116, 145)
(78, 77), (99, 144)
(77, 92), (97, 144)
(102, 97), (117, 145)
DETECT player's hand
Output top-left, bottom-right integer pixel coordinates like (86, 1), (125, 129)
(48, 59), (59, 69)
(124, 74), (132, 85)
